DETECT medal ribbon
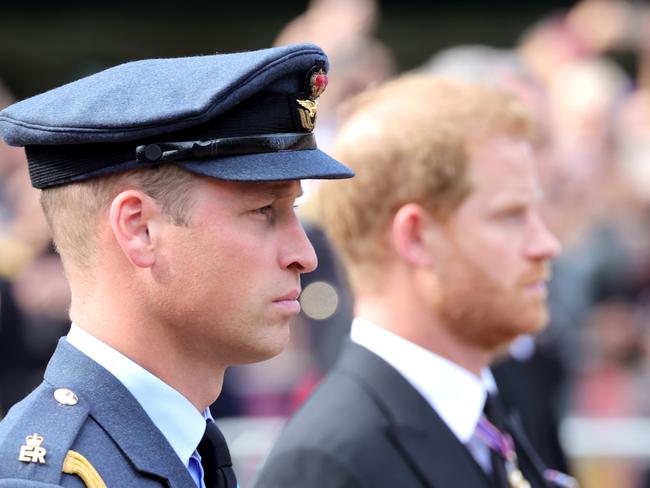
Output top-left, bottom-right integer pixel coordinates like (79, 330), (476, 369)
(544, 469), (580, 488)
(476, 413), (580, 488)
(475, 414), (531, 488)
(475, 414), (516, 462)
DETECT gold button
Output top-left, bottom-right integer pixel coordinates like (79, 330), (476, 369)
(54, 388), (78, 406)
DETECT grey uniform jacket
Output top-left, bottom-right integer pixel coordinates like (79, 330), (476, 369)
(0, 338), (197, 487)
(255, 341), (555, 488)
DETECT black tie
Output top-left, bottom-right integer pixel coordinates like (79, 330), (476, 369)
(197, 420), (238, 488)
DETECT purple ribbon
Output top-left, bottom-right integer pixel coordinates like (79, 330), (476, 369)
(475, 415), (580, 488)
(475, 414), (516, 462)
(544, 469), (580, 488)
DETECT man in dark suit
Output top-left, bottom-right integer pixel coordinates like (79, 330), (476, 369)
(0, 44), (353, 486)
(256, 76), (578, 487)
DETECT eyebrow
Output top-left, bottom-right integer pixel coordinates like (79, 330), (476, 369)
(489, 188), (545, 210)
(248, 182), (304, 200)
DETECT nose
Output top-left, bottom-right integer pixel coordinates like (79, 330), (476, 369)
(280, 220), (318, 274)
(525, 211), (561, 261)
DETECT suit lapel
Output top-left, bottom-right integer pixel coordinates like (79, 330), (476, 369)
(336, 342), (494, 488)
(44, 339), (196, 488)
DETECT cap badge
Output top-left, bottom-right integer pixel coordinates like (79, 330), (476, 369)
(309, 69), (328, 98)
(297, 99), (318, 131)
(296, 66), (328, 131)
(18, 433), (47, 464)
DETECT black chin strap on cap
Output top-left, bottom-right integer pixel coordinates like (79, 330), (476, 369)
(135, 132), (317, 163)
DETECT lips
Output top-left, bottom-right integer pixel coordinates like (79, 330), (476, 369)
(524, 280), (548, 291)
(272, 288), (302, 315)
(274, 288), (301, 302)
(522, 276), (550, 287)
(519, 265), (552, 288)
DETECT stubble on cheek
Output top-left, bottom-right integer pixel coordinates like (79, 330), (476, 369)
(436, 256), (548, 352)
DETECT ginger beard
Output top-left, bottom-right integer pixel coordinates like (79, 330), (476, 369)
(434, 235), (551, 353)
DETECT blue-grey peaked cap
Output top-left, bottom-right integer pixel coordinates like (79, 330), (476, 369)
(0, 43), (354, 189)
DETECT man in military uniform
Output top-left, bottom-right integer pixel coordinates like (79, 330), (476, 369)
(0, 44), (352, 487)
(257, 77), (578, 488)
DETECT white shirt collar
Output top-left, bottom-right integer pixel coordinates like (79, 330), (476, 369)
(66, 323), (207, 467)
(350, 317), (492, 443)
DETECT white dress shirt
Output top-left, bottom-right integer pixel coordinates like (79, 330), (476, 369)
(66, 324), (209, 486)
(350, 317), (496, 472)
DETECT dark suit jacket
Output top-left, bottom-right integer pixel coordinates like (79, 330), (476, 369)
(255, 341), (553, 488)
(0, 338), (197, 487)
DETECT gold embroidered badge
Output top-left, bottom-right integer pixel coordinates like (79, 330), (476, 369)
(18, 433), (47, 464)
(297, 99), (318, 130)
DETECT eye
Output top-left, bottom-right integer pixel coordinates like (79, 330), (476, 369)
(253, 204), (274, 217)
(496, 207), (527, 223)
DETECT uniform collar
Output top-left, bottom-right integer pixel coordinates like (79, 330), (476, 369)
(66, 323), (207, 467)
(350, 317), (491, 443)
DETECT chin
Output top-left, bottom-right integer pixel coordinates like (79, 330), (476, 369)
(476, 311), (548, 352)
(234, 346), (286, 365)
(232, 332), (291, 365)
(521, 308), (550, 335)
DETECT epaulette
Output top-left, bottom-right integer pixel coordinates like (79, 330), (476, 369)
(0, 382), (105, 487)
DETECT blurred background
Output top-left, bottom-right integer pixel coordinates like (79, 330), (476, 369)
(2, 0), (650, 486)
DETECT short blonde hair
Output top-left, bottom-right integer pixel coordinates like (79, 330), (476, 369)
(40, 164), (198, 270)
(320, 75), (535, 290)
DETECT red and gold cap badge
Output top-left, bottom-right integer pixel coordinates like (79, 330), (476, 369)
(296, 64), (328, 131)
(309, 69), (328, 99)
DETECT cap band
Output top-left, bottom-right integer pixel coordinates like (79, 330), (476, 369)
(136, 133), (316, 163)
(26, 132), (318, 189)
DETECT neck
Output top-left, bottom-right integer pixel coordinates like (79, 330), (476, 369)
(70, 291), (224, 412)
(355, 290), (493, 378)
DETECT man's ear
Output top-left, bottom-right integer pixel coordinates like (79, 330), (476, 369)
(391, 203), (441, 268)
(109, 190), (159, 268)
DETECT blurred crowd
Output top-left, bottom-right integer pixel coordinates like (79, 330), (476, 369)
(2, 0), (650, 486)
